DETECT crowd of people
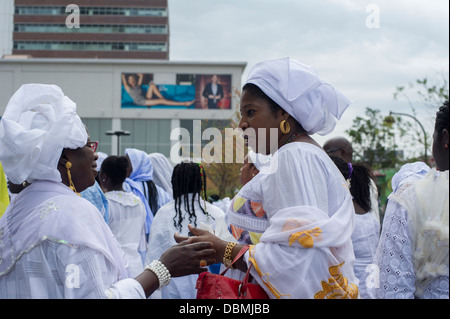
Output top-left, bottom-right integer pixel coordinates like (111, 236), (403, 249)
(0, 57), (448, 299)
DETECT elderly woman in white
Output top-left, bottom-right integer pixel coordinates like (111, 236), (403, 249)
(0, 84), (215, 299)
(178, 58), (359, 299)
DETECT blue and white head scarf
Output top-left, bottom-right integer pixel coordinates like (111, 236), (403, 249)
(123, 148), (155, 234)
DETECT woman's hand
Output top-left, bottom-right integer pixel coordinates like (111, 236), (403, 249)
(174, 224), (228, 264)
(135, 238), (215, 298)
(159, 239), (216, 277)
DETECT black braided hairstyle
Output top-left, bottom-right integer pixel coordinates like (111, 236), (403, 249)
(171, 162), (208, 232)
(435, 100), (449, 138)
(330, 156), (374, 213)
(144, 179), (159, 216)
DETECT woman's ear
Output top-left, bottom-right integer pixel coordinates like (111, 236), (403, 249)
(250, 165), (259, 176)
(442, 128), (449, 147)
(278, 108), (288, 119)
(58, 149), (76, 170)
(58, 150), (69, 168)
(99, 171), (107, 183)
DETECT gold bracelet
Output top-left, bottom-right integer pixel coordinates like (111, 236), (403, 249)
(223, 242), (237, 268)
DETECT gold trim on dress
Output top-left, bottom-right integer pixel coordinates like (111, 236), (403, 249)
(314, 262), (359, 299)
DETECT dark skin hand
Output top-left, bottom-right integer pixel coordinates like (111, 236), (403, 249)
(174, 224), (248, 273)
(135, 240), (216, 298)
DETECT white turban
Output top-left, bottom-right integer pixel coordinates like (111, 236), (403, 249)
(0, 84), (88, 184)
(245, 57), (352, 135)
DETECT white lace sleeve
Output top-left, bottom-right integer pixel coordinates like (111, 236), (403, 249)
(368, 200), (416, 299)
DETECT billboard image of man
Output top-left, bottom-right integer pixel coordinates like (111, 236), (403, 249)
(202, 74), (224, 109)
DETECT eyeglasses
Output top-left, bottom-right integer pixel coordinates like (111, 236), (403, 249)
(86, 141), (98, 153)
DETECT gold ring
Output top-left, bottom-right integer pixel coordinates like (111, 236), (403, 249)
(199, 260), (207, 268)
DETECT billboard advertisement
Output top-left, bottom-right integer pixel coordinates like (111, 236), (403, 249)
(121, 73), (232, 110)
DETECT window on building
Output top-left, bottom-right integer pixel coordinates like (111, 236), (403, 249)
(14, 24), (168, 34)
(13, 41), (167, 52)
(82, 118), (113, 155)
(15, 6), (167, 17)
(120, 119), (172, 156)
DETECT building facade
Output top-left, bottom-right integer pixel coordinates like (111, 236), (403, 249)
(0, 0), (14, 57)
(0, 58), (246, 159)
(12, 0), (170, 59)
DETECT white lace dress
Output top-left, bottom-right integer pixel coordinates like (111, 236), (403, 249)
(368, 169), (449, 299)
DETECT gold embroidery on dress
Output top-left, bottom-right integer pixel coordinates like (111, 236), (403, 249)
(289, 227), (322, 248)
(314, 262), (358, 299)
(247, 245), (291, 299)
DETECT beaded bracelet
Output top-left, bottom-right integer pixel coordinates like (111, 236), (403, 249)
(145, 260), (171, 289)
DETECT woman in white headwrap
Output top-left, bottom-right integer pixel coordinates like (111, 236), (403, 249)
(0, 84), (215, 299)
(123, 148), (172, 243)
(149, 152), (174, 197)
(178, 57), (359, 299)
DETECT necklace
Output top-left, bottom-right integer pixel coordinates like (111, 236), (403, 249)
(283, 130), (306, 145)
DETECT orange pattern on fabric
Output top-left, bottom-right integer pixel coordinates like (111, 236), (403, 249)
(230, 224), (244, 241)
(250, 201), (266, 218)
(314, 262), (359, 299)
(288, 227), (322, 248)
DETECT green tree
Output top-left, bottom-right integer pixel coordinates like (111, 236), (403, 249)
(201, 117), (244, 198)
(393, 73), (449, 160)
(394, 74), (449, 110)
(346, 107), (408, 169)
(201, 88), (244, 199)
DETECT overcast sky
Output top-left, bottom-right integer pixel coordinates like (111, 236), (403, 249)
(168, 0), (449, 152)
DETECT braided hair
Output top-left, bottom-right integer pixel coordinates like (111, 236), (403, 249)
(435, 100), (449, 137)
(143, 179), (159, 216)
(171, 162), (208, 231)
(330, 156), (374, 213)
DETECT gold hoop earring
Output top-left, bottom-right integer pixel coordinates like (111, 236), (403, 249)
(280, 120), (290, 134)
(66, 161), (80, 196)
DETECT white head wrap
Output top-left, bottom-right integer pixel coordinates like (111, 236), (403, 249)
(0, 84), (88, 184)
(245, 57), (352, 135)
(149, 152), (174, 197)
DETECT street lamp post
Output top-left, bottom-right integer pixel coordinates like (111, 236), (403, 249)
(389, 111), (427, 161)
(106, 130), (131, 155)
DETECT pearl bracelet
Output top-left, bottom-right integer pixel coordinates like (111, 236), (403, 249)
(145, 260), (171, 289)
